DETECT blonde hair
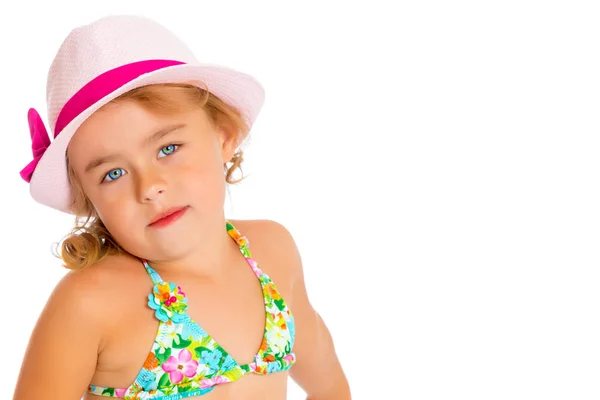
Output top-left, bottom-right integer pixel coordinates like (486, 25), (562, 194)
(57, 83), (250, 270)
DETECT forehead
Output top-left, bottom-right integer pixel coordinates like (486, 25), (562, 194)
(81, 98), (211, 135)
(66, 99), (214, 163)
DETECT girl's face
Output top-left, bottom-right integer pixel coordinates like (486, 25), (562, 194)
(67, 99), (236, 261)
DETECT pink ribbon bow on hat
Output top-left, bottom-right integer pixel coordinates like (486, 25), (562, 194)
(20, 108), (51, 183)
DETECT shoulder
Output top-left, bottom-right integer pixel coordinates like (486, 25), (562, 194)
(13, 253), (148, 397)
(229, 219), (303, 287)
(229, 219), (301, 263)
(50, 261), (114, 320)
(230, 219), (297, 245)
(49, 252), (150, 330)
(57, 251), (142, 296)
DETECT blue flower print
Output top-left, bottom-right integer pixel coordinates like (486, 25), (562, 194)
(220, 354), (236, 372)
(181, 316), (207, 341)
(137, 369), (158, 391)
(266, 360), (283, 374)
(200, 349), (223, 372)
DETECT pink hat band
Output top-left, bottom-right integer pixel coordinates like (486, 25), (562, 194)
(20, 59), (185, 183)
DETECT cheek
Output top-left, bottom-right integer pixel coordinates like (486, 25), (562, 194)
(97, 208), (147, 256)
(181, 152), (226, 204)
(92, 193), (139, 241)
(92, 186), (134, 219)
(184, 158), (225, 195)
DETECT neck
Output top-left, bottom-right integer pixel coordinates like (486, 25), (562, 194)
(143, 215), (239, 282)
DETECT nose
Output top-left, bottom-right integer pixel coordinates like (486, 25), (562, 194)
(137, 167), (167, 203)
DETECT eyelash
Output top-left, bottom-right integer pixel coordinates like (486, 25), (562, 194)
(101, 143), (182, 183)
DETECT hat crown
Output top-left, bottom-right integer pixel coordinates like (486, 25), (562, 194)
(46, 15), (198, 133)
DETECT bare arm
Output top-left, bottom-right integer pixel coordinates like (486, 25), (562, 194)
(13, 269), (104, 399)
(267, 221), (352, 399)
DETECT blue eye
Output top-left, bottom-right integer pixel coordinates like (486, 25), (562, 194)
(102, 168), (126, 183)
(159, 144), (179, 158)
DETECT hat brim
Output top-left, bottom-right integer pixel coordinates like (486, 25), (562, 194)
(29, 63), (265, 214)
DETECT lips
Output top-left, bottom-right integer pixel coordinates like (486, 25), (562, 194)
(148, 206), (188, 227)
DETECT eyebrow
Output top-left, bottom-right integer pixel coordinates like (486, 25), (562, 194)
(84, 123), (186, 173)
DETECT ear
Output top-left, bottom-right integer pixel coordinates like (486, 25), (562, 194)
(217, 124), (240, 163)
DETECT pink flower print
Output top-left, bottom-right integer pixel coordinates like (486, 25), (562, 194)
(283, 353), (295, 363)
(162, 349), (198, 384)
(115, 388), (127, 397)
(246, 257), (262, 277)
(199, 375), (229, 389)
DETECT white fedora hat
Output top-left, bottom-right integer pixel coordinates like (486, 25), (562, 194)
(20, 14), (265, 214)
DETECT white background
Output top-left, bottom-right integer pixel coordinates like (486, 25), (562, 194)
(1, 1), (599, 399)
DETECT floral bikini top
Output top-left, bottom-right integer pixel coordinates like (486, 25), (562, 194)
(88, 221), (296, 399)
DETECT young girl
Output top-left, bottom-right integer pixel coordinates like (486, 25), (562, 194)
(13, 15), (350, 400)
